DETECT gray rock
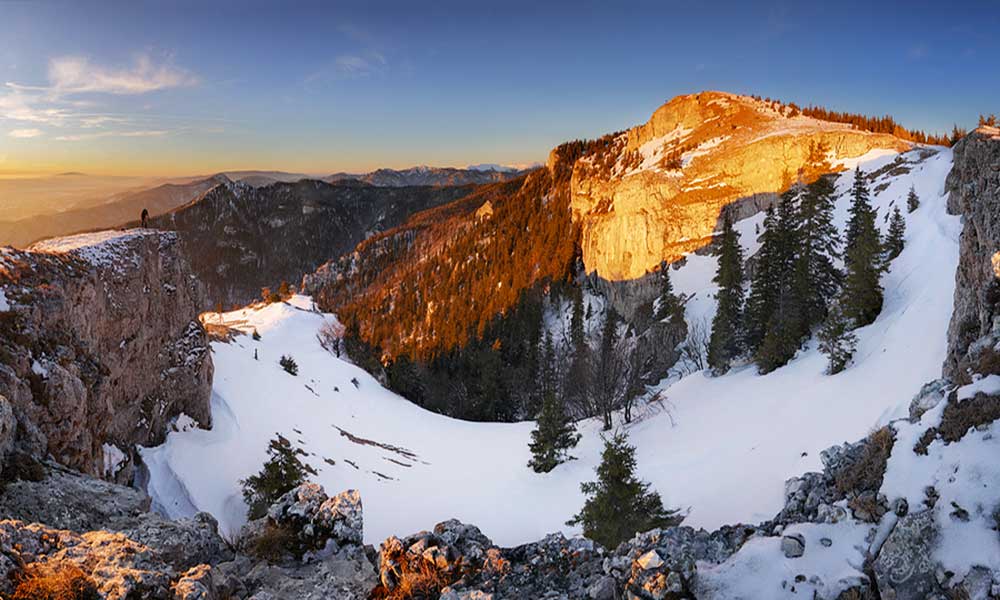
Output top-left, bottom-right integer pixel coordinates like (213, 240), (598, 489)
(944, 128), (1000, 379)
(781, 533), (805, 558)
(265, 483), (363, 552)
(588, 575), (616, 600)
(0, 463), (150, 531)
(874, 510), (941, 600)
(0, 395), (14, 474)
(109, 511), (232, 571)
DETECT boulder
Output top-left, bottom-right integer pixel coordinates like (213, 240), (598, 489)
(781, 534), (805, 558)
(873, 510), (941, 599)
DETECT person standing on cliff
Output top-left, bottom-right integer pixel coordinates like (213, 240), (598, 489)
(141, 208), (149, 228)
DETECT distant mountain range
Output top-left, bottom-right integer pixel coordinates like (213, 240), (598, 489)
(325, 165), (528, 187)
(0, 166), (528, 247)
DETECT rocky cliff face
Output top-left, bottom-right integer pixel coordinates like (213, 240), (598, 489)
(148, 179), (472, 310)
(568, 91), (911, 284)
(0, 229), (212, 481)
(943, 126), (1000, 380)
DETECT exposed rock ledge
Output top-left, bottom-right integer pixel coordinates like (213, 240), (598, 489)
(944, 126), (1000, 380)
(0, 229), (213, 482)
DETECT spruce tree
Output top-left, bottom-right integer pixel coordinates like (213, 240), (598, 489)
(746, 187), (803, 370)
(653, 263), (682, 324)
(842, 170), (886, 327)
(595, 307), (623, 430)
(565, 289), (591, 417)
(817, 301), (857, 374)
(527, 388), (581, 473)
(793, 175), (842, 332)
(756, 187), (806, 373)
(885, 206), (906, 261)
(906, 186), (920, 213)
(744, 205), (781, 354)
(707, 213), (744, 373)
(567, 432), (681, 549)
(241, 435), (318, 519)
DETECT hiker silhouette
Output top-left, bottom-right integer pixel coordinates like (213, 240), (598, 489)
(141, 208), (149, 228)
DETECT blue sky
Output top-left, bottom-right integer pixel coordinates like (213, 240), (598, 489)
(0, 0), (996, 176)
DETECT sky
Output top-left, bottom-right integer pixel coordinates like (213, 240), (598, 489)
(0, 0), (997, 177)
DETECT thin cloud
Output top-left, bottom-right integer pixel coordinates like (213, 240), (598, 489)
(55, 129), (168, 142)
(307, 50), (387, 84)
(8, 128), (43, 138)
(45, 54), (197, 95)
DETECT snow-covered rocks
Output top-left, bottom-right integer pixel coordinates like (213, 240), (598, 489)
(780, 533), (805, 558)
(263, 483), (363, 552)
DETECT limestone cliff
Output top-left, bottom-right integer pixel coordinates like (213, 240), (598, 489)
(943, 126), (1000, 380)
(0, 229), (213, 481)
(567, 91), (912, 282)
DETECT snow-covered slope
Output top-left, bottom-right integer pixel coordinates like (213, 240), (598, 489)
(142, 146), (958, 547)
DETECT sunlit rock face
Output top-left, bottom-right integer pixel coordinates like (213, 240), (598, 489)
(568, 91), (910, 282)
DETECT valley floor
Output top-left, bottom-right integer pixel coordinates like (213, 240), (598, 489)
(142, 147), (959, 548)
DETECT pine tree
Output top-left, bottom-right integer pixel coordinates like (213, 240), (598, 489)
(906, 186), (920, 213)
(755, 187), (806, 373)
(817, 301), (857, 374)
(842, 170), (886, 327)
(744, 206), (781, 354)
(845, 169), (870, 251)
(793, 175), (842, 332)
(566, 432), (681, 549)
(241, 435), (318, 519)
(885, 206), (906, 261)
(565, 289), (591, 417)
(527, 388), (581, 473)
(707, 213), (744, 373)
(653, 263), (682, 324)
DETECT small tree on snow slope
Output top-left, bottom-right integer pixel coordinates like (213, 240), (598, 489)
(241, 435), (317, 519)
(817, 301), (857, 374)
(884, 206), (906, 261)
(567, 432), (681, 548)
(906, 186), (920, 213)
(527, 388), (581, 473)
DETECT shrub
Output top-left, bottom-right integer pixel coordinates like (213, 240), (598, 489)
(245, 522), (297, 563)
(279, 355), (298, 376)
(240, 435), (317, 519)
(13, 562), (100, 600)
(317, 320), (343, 357)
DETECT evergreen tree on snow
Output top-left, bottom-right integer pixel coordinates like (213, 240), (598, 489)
(567, 432), (681, 548)
(792, 175), (842, 332)
(817, 301), (858, 374)
(744, 205), (781, 354)
(565, 288), (592, 417)
(241, 435), (317, 519)
(906, 186), (920, 213)
(707, 213), (745, 373)
(528, 338), (581, 473)
(745, 186), (803, 371)
(652, 262), (683, 324)
(842, 170), (886, 327)
(884, 205), (906, 261)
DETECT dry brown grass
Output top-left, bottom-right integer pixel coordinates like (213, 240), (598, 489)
(834, 427), (894, 496)
(245, 523), (297, 563)
(370, 559), (455, 600)
(12, 562), (100, 600)
(976, 345), (1000, 377)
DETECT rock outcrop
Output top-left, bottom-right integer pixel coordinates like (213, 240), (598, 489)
(944, 126), (1000, 380)
(568, 91), (910, 285)
(0, 229), (212, 481)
